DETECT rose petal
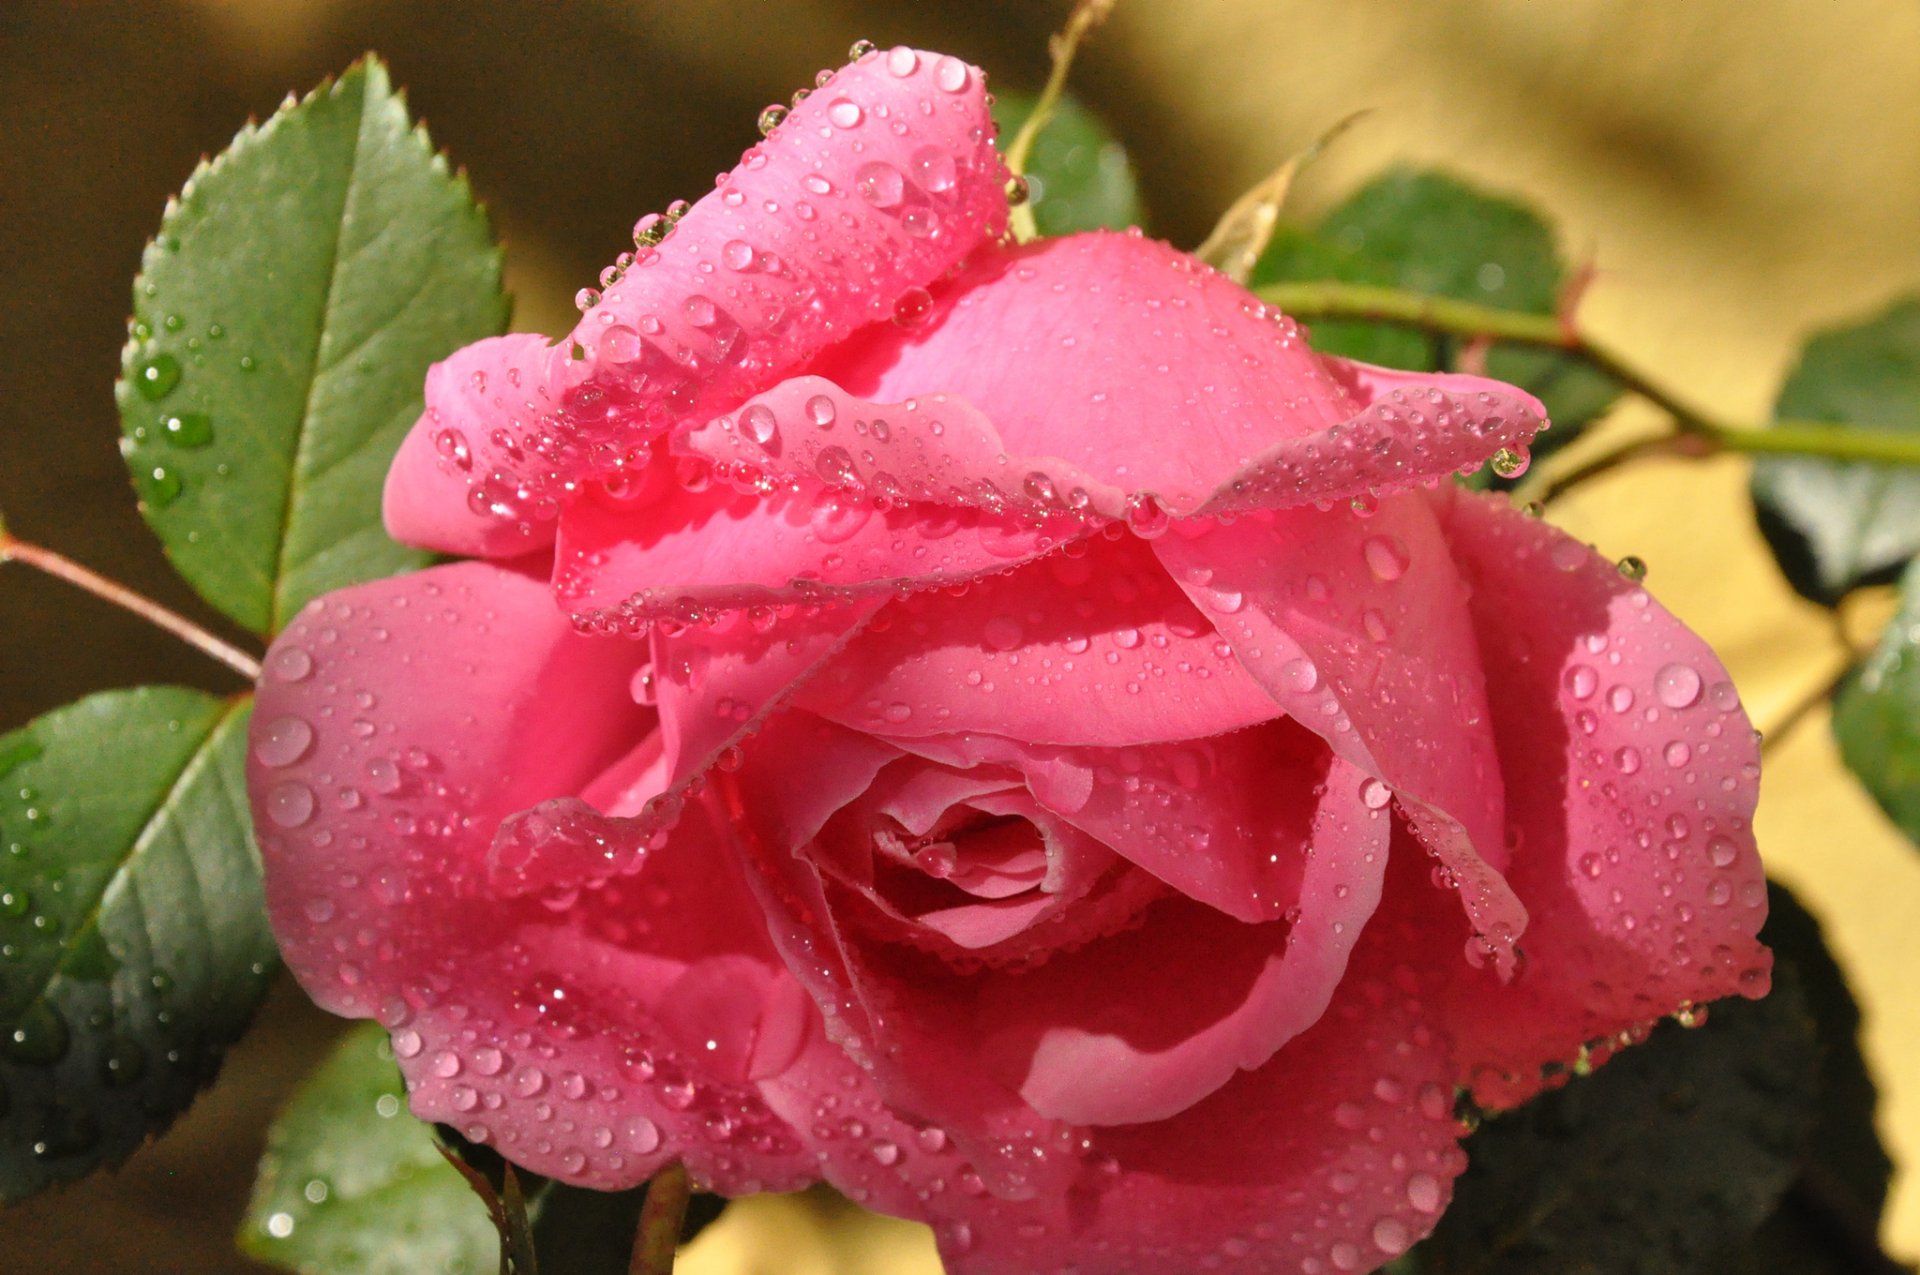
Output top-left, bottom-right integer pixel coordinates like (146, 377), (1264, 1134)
(389, 46), (1007, 546)
(720, 711), (1090, 1202)
(760, 851), (1470, 1275)
(383, 334), (566, 557)
(1151, 494), (1531, 973)
(688, 231), (1542, 518)
(795, 529), (1281, 746)
(554, 472), (1085, 628)
(977, 755), (1392, 1126)
(1431, 488), (1772, 1106)
(249, 563), (823, 1192)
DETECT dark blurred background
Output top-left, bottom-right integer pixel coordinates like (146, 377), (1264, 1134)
(5, 2), (1920, 1269)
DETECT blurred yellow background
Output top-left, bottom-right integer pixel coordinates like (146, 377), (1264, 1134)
(3, 1), (1918, 1269)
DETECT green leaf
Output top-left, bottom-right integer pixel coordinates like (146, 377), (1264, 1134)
(1418, 966), (1819, 1273)
(241, 1023), (501, 1275)
(0, 687), (274, 1202)
(1701, 883), (1899, 1275)
(993, 91), (1144, 236)
(1752, 298), (1920, 604)
(1832, 557), (1920, 842)
(117, 56), (510, 636)
(1254, 169), (1621, 472)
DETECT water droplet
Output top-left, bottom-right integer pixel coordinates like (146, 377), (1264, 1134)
(910, 145), (958, 194)
(934, 56), (970, 92)
(1362, 536), (1410, 581)
(1406, 1172), (1443, 1213)
(848, 38), (878, 60)
(983, 615), (1023, 651)
(805, 394), (838, 428)
(133, 354), (181, 401)
(142, 465), (184, 507)
(624, 1114), (661, 1152)
(1282, 658), (1320, 692)
(1372, 1217), (1411, 1256)
(856, 162), (906, 208)
(6, 1003), (69, 1065)
(1360, 778), (1392, 810)
(255, 715), (314, 768)
(1564, 664), (1599, 701)
(828, 98), (864, 129)
(161, 412), (213, 448)
(1616, 555), (1647, 582)
(266, 646), (313, 683)
(756, 104), (788, 135)
(1124, 493), (1171, 539)
(741, 404), (778, 446)
(1489, 446), (1530, 479)
(721, 239), (755, 271)
(886, 46), (920, 76)
(1707, 836), (1739, 868)
(1655, 663), (1703, 709)
(267, 781), (315, 829)
(892, 286), (933, 328)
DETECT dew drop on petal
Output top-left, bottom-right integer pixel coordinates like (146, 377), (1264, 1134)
(256, 716), (314, 768)
(1362, 535), (1410, 581)
(1655, 662), (1703, 709)
(267, 781), (315, 829)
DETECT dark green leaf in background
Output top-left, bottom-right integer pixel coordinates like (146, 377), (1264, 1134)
(1832, 558), (1920, 844)
(1752, 298), (1920, 604)
(0, 687), (273, 1202)
(244, 1023), (732, 1275)
(1701, 885), (1902, 1275)
(1253, 168), (1622, 475)
(1412, 880), (1893, 1275)
(993, 91), (1145, 236)
(117, 56), (509, 637)
(241, 1023), (502, 1275)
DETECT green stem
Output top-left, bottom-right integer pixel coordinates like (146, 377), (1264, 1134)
(1004, 0), (1115, 242)
(628, 1162), (692, 1275)
(0, 534), (262, 681)
(1253, 280), (1920, 469)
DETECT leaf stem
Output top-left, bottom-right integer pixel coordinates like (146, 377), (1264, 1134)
(0, 534), (262, 682)
(628, 1161), (693, 1275)
(1004, 0), (1116, 242)
(1253, 280), (1920, 470)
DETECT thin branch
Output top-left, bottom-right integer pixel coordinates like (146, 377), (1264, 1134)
(0, 535), (262, 682)
(1253, 280), (1920, 471)
(1509, 427), (1698, 507)
(1004, 0), (1117, 242)
(628, 1161), (693, 1275)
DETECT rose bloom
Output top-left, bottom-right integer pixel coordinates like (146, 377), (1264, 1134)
(248, 45), (1770, 1275)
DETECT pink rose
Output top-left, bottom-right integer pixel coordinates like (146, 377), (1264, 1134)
(248, 45), (1770, 1274)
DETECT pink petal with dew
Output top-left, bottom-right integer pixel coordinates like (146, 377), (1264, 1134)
(730, 712), (1391, 1126)
(249, 563), (826, 1192)
(745, 230), (1549, 517)
(554, 469), (1086, 630)
(685, 356), (1541, 530)
(1430, 488), (1772, 1107)
(884, 724), (1364, 929)
(387, 45), (1007, 551)
(384, 334), (565, 557)
(973, 752), (1391, 1127)
(795, 529), (1280, 747)
(720, 711), (1091, 1203)
(761, 848), (1472, 1275)
(1151, 493), (1530, 975)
